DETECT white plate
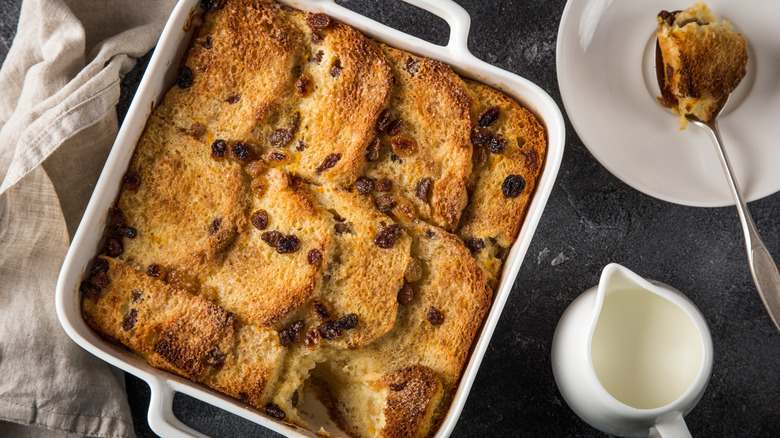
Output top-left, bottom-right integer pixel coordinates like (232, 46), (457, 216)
(557, 0), (780, 207)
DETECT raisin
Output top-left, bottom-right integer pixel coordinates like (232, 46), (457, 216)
(265, 403), (286, 420)
(313, 50), (324, 64)
(90, 271), (109, 288)
(80, 281), (100, 301)
(502, 174), (526, 198)
(415, 178), (432, 202)
(177, 66), (193, 88)
(296, 74), (312, 96)
(276, 235), (301, 254)
(211, 139), (227, 159)
(252, 178), (267, 198)
(305, 327), (321, 348)
(470, 126), (492, 145)
(248, 162), (267, 176)
(200, 36), (213, 49)
(374, 224), (402, 249)
(264, 150), (287, 163)
(366, 137), (381, 161)
(291, 391), (299, 407)
(231, 142), (251, 161)
(426, 306), (444, 326)
(478, 105), (501, 127)
(397, 283), (414, 304)
(201, 0), (222, 12)
(122, 309), (138, 331)
(104, 237), (123, 258)
(375, 194), (396, 214)
(376, 110), (391, 132)
(91, 258), (109, 276)
(278, 320), (305, 347)
(425, 229), (437, 239)
(390, 153), (402, 163)
(387, 119), (404, 136)
(209, 218), (222, 236)
(488, 135), (508, 154)
(307, 13), (332, 31)
(251, 210), (269, 230)
(261, 231), (283, 248)
(312, 300), (332, 322)
(377, 178), (393, 192)
(311, 33), (323, 44)
(355, 176), (375, 195)
(123, 172), (141, 190)
(465, 237), (486, 254)
(404, 57), (420, 76)
(132, 290), (142, 303)
(225, 93), (241, 104)
(336, 313), (358, 330)
(390, 135), (415, 156)
(330, 65), (342, 77)
(146, 264), (161, 277)
(404, 258), (423, 283)
(315, 153), (341, 174)
(334, 222), (352, 235)
(113, 226), (137, 239)
(109, 206), (126, 227)
(318, 320), (343, 340)
(389, 380), (408, 391)
(205, 348), (226, 370)
(269, 129), (293, 148)
(289, 112), (301, 134)
(307, 248), (323, 265)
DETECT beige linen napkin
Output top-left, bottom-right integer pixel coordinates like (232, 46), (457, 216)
(0, 0), (175, 436)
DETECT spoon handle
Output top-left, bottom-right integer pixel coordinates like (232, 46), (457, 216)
(703, 120), (780, 331)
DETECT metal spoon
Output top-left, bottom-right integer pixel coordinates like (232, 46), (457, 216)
(656, 41), (780, 331)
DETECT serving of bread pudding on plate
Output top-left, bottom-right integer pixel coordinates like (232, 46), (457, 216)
(78, 0), (546, 436)
(656, 1), (748, 129)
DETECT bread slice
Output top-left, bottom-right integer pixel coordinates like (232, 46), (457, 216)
(456, 80), (546, 285)
(360, 44), (472, 231)
(82, 258), (285, 408)
(307, 225), (490, 437)
(281, 10), (394, 187)
(155, 0), (303, 140)
(117, 115), (251, 278)
(201, 168), (334, 328)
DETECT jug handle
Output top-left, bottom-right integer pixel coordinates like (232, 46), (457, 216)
(648, 412), (692, 438)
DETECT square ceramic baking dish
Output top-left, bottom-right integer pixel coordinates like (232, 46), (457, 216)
(55, 0), (565, 436)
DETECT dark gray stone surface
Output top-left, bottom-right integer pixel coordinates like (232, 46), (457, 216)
(2, 0), (778, 437)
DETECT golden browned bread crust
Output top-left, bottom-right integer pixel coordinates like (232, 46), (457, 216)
(457, 80), (547, 285)
(81, 1), (548, 436)
(656, 2), (748, 128)
(361, 44), (472, 231)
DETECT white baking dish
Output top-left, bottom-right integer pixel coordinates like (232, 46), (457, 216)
(55, 0), (565, 436)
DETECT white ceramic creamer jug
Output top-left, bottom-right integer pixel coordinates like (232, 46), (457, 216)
(551, 263), (713, 437)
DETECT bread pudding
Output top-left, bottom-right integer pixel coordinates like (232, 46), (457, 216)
(656, 1), (748, 129)
(79, 0), (546, 436)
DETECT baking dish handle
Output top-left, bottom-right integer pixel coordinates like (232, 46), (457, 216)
(147, 378), (209, 438)
(311, 0), (472, 59)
